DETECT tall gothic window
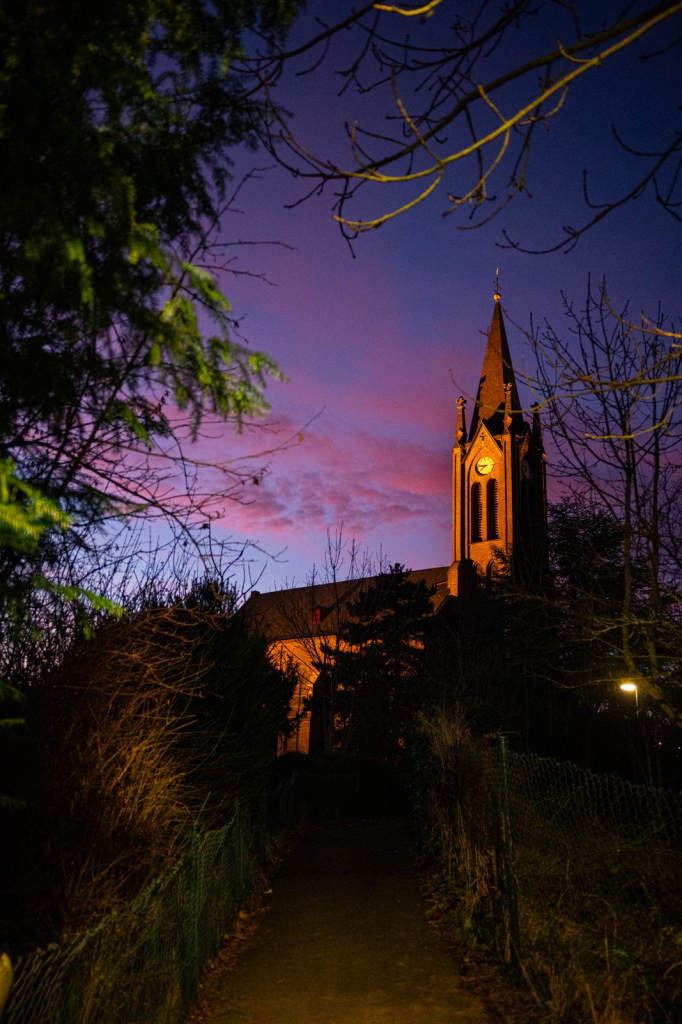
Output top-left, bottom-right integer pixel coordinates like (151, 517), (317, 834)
(471, 483), (482, 542)
(486, 479), (499, 540)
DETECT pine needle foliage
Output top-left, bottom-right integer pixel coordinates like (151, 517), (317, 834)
(0, 0), (300, 652)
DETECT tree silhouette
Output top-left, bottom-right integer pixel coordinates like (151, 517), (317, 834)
(331, 564), (435, 762)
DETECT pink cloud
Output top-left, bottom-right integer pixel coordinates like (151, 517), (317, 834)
(208, 416), (452, 568)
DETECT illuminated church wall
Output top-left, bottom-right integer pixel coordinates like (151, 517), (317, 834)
(245, 295), (548, 755)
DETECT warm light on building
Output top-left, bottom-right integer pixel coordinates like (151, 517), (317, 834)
(246, 296), (549, 755)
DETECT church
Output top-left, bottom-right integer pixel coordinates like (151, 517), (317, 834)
(244, 292), (548, 753)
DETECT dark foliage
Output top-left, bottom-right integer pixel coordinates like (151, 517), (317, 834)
(0, 590), (295, 946)
(430, 500), (682, 788)
(320, 564), (436, 763)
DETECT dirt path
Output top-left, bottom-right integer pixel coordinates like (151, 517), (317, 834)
(202, 819), (491, 1024)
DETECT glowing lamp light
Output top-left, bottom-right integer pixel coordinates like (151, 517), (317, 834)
(620, 681), (637, 693)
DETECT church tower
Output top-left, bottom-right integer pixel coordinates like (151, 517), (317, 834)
(448, 291), (547, 596)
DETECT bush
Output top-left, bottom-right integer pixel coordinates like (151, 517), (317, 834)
(2, 602), (295, 944)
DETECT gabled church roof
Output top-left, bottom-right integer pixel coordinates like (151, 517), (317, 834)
(468, 299), (522, 440)
(243, 566), (451, 642)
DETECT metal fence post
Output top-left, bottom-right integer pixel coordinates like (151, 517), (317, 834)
(497, 735), (521, 963)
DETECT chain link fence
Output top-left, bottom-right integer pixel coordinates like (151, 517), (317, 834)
(3, 799), (267, 1024)
(425, 732), (682, 1020)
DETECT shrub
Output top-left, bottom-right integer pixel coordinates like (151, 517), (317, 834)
(5, 600), (294, 942)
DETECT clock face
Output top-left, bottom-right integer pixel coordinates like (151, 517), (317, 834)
(522, 458), (532, 480)
(476, 456), (494, 476)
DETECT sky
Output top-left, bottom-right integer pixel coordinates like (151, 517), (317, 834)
(191, 1), (682, 592)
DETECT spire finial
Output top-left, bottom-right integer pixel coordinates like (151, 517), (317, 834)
(455, 396), (467, 446)
(493, 267), (501, 303)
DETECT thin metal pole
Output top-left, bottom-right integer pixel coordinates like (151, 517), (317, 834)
(498, 736), (521, 963)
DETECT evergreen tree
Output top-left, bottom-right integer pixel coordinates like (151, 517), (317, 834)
(0, 0), (300, 669)
(333, 564), (434, 762)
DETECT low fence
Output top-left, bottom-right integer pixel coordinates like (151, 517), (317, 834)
(427, 736), (682, 1019)
(4, 770), (408, 1024)
(3, 800), (266, 1024)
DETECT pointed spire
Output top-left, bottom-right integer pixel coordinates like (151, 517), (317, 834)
(468, 297), (521, 440)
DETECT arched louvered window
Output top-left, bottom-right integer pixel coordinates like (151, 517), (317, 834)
(471, 483), (482, 542)
(487, 479), (499, 540)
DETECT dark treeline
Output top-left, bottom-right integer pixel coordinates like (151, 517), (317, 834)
(293, 498), (682, 791)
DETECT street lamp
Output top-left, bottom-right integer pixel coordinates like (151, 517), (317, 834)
(619, 680), (639, 710)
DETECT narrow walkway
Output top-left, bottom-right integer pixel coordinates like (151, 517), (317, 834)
(204, 819), (491, 1024)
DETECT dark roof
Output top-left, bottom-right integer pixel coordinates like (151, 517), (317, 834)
(242, 566), (450, 641)
(469, 301), (523, 440)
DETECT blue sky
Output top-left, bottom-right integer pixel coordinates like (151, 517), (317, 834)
(191, 1), (681, 591)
